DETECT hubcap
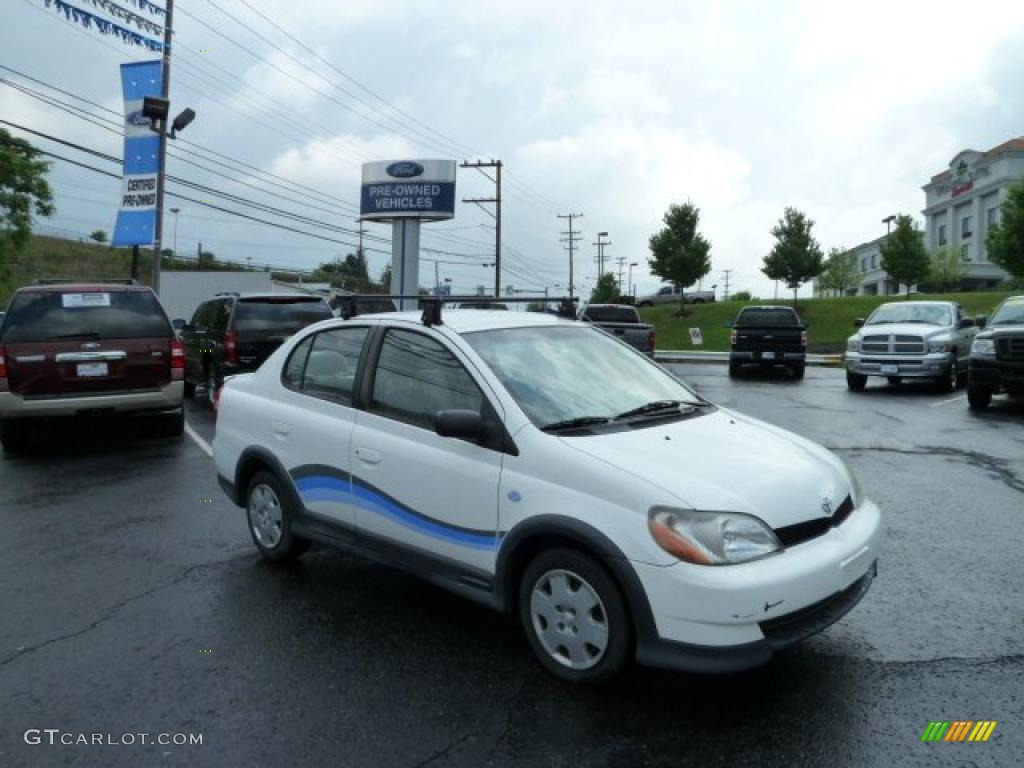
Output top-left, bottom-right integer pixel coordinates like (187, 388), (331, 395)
(248, 484), (284, 549)
(530, 569), (609, 670)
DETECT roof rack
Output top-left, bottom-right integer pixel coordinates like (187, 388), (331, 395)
(337, 295), (578, 327)
(34, 278), (137, 285)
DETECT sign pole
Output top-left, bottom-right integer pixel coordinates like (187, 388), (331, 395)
(151, 0), (174, 295)
(391, 219), (421, 311)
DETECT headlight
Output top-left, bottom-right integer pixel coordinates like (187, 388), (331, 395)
(648, 507), (782, 565)
(971, 338), (996, 356)
(928, 340), (953, 353)
(839, 457), (864, 508)
(847, 338), (860, 352)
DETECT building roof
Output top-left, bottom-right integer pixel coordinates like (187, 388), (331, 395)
(929, 137), (1024, 183)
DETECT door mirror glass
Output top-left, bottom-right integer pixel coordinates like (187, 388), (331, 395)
(435, 409), (486, 441)
(854, 318), (865, 328)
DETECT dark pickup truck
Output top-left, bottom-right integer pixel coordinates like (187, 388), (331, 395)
(580, 304), (655, 357)
(967, 295), (1024, 409)
(728, 305), (807, 379)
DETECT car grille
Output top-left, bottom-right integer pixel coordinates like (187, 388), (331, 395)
(774, 495), (854, 547)
(996, 337), (1024, 361)
(861, 334), (924, 354)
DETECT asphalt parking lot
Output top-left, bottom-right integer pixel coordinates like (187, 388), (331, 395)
(1, 365), (1022, 768)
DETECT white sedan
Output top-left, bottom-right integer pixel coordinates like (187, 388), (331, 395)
(213, 305), (882, 683)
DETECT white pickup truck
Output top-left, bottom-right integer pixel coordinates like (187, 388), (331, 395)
(845, 301), (979, 392)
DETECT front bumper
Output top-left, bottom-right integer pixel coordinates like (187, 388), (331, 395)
(969, 357), (1024, 393)
(845, 351), (951, 378)
(0, 381), (184, 419)
(633, 498), (882, 672)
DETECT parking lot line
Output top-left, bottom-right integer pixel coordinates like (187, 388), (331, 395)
(184, 420), (214, 457)
(930, 395), (967, 407)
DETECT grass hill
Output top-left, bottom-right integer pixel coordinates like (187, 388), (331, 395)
(640, 292), (1017, 352)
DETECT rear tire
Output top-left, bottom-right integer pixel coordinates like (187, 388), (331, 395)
(728, 361), (741, 378)
(886, 376), (901, 385)
(0, 420), (29, 454)
(791, 364), (805, 380)
(206, 368), (220, 410)
(846, 371), (867, 391)
(967, 386), (992, 410)
(161, 408), (185, 437)
(518, 548), (630, 685)
(246, 471), (308, 561)
(183, 379), (196, 398)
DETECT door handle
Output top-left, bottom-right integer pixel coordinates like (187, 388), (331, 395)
(355, 447), (381, 465)
(272, 421), (291, 436)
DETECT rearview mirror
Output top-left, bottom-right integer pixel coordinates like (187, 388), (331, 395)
(854, 318), (865, 328)
(976, 315), (987, 329)
(435, 410), (486, 442)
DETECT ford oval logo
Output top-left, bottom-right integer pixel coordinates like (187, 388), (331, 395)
(386, 161), (424, 179)
(127, 110), (151, 127)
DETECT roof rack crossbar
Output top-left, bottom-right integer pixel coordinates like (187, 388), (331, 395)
(337, 294), (578, 325)
(33, 278), (137, 285)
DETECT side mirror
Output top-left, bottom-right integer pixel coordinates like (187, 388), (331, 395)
(854, 318), (865, 328)
(958, 317), (975, 329)
(435, 410), (486, 442)
(976, 315), (987, 329)
(172, 318), (187, 331)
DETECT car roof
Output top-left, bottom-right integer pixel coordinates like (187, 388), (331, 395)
(212, 292), (327, 301)
(740, 305), (796, 310)
(876, 300), (953, 306)
(355, 308), (577, 334)
(585, 303), (634, 309)
(16, 283), (150, 293)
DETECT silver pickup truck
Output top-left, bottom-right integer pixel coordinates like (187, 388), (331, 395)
(845, 300), (979, 392)
(579, 304), (655, 357)
(636, 285), (715, 307)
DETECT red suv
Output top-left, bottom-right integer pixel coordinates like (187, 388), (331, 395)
(0, 282), (185, 452)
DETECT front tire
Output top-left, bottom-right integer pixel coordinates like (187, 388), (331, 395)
(0, 420), (29, 453)
(160, 407), (185, 437)
(938, 355), (958, 393)
(728, 360), (741, 378)
(791, 364), (805, 380)
(246, 471), (308, 561)
(967, 386), (992, 410)
(846, 371), (867, 391)
(518, 548), (630, 684)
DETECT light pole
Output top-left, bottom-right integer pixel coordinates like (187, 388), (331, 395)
(882, 214), (897, 234)
(627, 261), (638, 299)
(595, 231), (610, 276)
(169, 207), (180, 264)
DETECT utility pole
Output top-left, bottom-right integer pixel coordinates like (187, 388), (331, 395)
(197, 240), (202, 269)
(720, 269), (733, 301)
(593, 231), (611, 276)
(460, 160), (502, 296)
(557, 213), (583, 297)
(615, 256), (627, 294)
(150, 0), (174, 294)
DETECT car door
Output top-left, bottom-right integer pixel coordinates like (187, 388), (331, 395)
(349, 325), (504, 573)
(271, 325), (372, 537)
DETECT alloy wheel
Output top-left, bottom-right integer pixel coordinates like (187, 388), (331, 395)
(529, 569), (609, 670)
(248, 483), (284, 549)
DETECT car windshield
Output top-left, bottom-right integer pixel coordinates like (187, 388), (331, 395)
(0, 290), (171, 343)
(866, 304), (951, 326)
(464, 325), (701, 429)
(988, 297), (1024, 325)
(233, 298), (332, 332)
(583, 306), (640, 323)
(737, 308), (799, 326)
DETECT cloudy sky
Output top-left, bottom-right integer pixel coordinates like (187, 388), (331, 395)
(3, 0), (1024, 298)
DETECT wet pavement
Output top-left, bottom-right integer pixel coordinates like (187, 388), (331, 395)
(1, 365), (1022, 767)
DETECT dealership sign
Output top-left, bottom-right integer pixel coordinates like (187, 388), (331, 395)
(112, 60), (162, 247)
(934, 156), (992, 200)
(360, 159), (456, 220)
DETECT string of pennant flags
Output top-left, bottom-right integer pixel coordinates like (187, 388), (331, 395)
(42, 0), (164, 51)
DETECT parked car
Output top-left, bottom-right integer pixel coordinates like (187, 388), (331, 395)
(636, 285), (715, 307)
(579, 303), (655, 356)
(845, 301), (978, 392)
(727, 305), (807, 379)
(0, 282), (184, 452)
(967, 295), (1024, 409)
(213, 305), (880, 684)
(178, 292), (333, 406)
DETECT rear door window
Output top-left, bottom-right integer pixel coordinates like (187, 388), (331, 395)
(233, 298), (332, 333)
(1, 290), (171, 343)
(584, 306), (639, 323)
(736, 308), (800, 326)
(301, 327), (369, 404)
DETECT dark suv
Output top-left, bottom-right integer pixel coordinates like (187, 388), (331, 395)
(728, 305), (807, 379)
(179, 293), (332, 405)
(0, 282), (184, 452)
(967, 295), (1024, 409)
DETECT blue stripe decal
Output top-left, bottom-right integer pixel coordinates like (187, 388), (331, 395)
(291, 471), (501, 552)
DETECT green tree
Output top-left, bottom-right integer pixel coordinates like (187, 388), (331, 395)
(879, 214), (929, 296)
(761, 207), (824, 305)
(987, 180), (1024, 281)
(89, 229), (108, 244)
(928, 246), (968, 292)
(0, 128), (54, 295)
(379, 263), (393, 292)
(731, 290), (752, 301)
(647, 201), (712, 313)
(590, 272), (619, 303)
(819, 247), (858, 296)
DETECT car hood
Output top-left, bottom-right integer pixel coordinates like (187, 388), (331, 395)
(856, 322), (949, 338)
(559, 409), (852, 530)
(978, 323), (1024, 339)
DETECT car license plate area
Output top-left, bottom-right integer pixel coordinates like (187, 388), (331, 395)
(880, 364), (899, 375)
(77, 362), (109, 378)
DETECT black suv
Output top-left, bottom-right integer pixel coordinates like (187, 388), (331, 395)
(967, 295), (1024, 409)
(178, 293), (332, 405)
(728, 305), (807, 379)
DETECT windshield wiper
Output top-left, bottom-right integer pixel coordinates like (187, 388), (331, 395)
(50, 332), (101, 340)
(541, 416), (610, 433)
(613, 399), (706, 420)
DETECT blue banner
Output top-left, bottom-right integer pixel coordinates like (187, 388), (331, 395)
(112, 60), (163, 247)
